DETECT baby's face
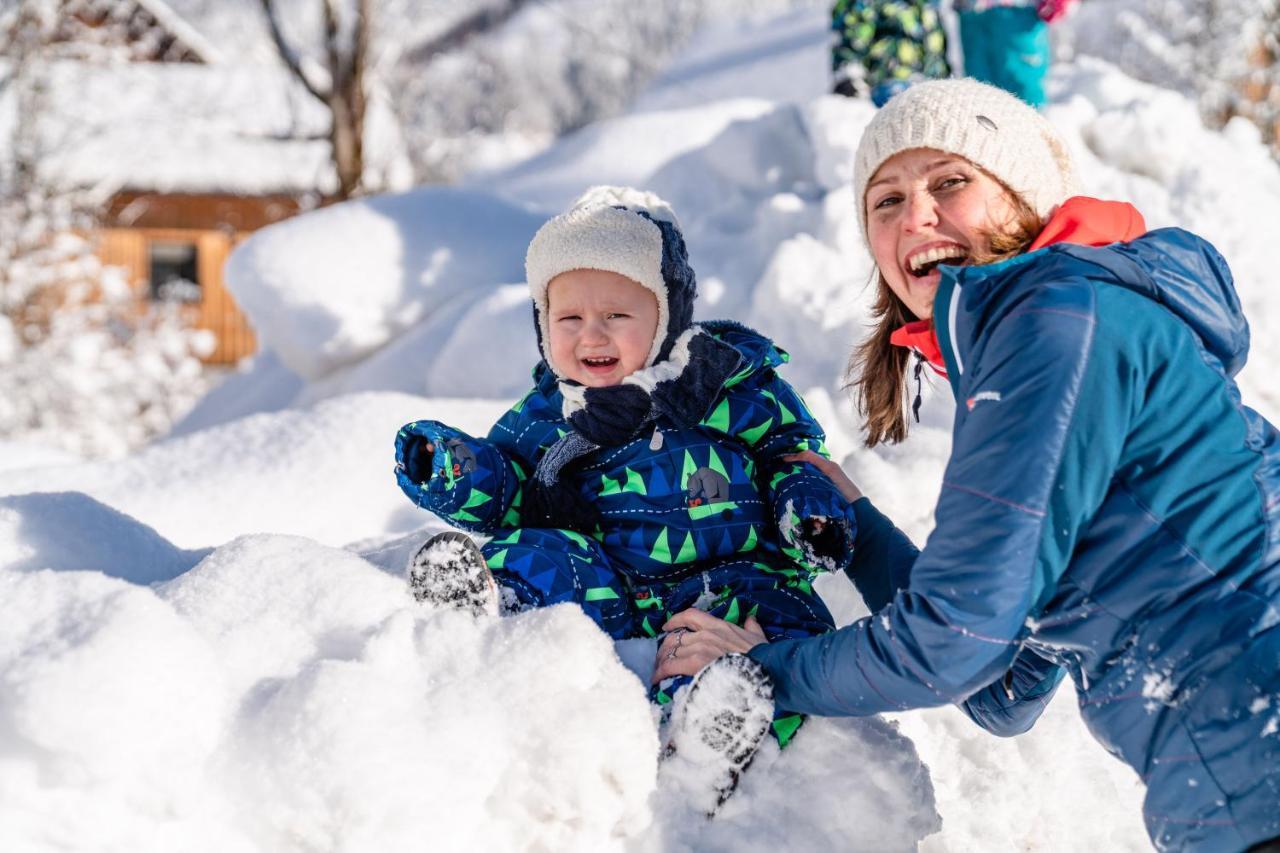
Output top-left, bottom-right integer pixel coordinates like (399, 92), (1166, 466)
(546, 269), (659, 387)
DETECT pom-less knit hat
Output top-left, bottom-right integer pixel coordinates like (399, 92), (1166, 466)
(525, 186), (696, 378)
(853, 78), (1081, 244)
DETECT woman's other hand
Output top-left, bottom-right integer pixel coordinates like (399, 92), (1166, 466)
(652, 609), (768, 684)
(782, 449), (864, 503)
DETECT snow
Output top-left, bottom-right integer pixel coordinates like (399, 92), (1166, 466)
(36, 60), (333, 196)
(5, 4), (1280, 851)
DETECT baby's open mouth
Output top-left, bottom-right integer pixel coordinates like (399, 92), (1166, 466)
(582, 356), (618, 368)
(908, 245), (968, 278)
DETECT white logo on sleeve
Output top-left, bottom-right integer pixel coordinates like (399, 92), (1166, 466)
(965, 390), (1003, 411)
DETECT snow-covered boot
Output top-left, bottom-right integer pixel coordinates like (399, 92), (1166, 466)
(658, 653), (775, 817)
(407, 530), (498, 617)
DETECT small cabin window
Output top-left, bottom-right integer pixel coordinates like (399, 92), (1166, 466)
(149, 240), (200, 302)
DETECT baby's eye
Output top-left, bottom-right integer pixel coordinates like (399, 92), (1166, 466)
(606, 312), (630, 320)
(556, 315), (580, 322)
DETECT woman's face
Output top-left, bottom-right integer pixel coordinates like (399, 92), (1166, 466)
(865, 148), (1019, 321)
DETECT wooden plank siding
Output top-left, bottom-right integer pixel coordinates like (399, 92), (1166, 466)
(95, 192), (309, 365)
(95, 226), (257, 364)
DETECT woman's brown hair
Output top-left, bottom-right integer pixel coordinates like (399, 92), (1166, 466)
(849, 187), (1044, 447)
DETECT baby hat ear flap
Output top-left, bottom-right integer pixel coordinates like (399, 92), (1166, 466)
(635, 211), (697, 364)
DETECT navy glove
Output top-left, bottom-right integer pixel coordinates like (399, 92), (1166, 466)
(798, 515), (853, 569)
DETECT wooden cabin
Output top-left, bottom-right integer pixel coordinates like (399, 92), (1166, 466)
(96, 193), (304, 364)
(36, 0), (336, 365)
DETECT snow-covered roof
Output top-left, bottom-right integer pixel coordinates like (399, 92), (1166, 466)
(132, 0), (226, 64)
(36, 59), (335, 196)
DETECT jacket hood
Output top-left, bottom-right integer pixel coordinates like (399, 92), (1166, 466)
(1056, 230), (1249, 376)
(940, 198), (1249, 380)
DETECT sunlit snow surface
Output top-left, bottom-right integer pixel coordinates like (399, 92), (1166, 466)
(4, 5), (1280, 851)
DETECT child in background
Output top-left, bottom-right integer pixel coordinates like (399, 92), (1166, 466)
(393, 186), (856, 811)
(831, 0), (952, 106)
(952, 0), (1077, 108)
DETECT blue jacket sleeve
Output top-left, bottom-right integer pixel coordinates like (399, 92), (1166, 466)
(750, 281), (1126, 718)
(848, 496), (1064, 733)
(394, 413), (529, 534)
(750, 375), (858, 574)
(845, 497), (917, 611)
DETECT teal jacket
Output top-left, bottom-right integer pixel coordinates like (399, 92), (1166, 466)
(752, 228), (1280, 852)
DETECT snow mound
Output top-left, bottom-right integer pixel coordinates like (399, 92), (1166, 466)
(0, 392), (509, 550)
(0, 491), (207, 582)
(225, 188), (545, 381)
(10, 4), (1280, 850)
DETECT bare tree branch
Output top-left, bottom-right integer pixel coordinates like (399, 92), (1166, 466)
(259, 0), (330, 102)
(402, 0), (534, 66)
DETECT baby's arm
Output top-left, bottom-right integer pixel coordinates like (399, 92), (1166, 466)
(746, 375), (857, 574)
(394, 416), (528, 533)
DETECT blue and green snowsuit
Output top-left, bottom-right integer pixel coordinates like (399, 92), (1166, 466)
(396, 322), (856, 745)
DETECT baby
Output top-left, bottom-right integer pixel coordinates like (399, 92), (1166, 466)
(394, 186), (856, 761)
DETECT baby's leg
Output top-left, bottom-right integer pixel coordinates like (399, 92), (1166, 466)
(663, 559), (837, 747)
(480, 527), (641, 639)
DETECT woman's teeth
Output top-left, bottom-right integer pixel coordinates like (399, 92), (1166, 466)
(908, 246), (968, 277)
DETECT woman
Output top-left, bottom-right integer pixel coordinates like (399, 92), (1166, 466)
(654, 79), (1280, 852)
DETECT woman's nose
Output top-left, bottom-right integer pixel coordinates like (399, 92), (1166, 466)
(902, 192), (940, 232)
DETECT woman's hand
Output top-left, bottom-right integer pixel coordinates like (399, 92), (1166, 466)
(651, 609), (768, 684)
(782, 449), (863, 503)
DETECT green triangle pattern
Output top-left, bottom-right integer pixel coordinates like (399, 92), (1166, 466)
(725, 597), (741, 625)
(561, 529), (589, 550)
(738, 417), (773, 446)
(703, 397), (732, 432)
(453, 509), (481, 523)
(599, 473), (622, 496)
(773, 714), (803, 748)
(707, 446), (729, 481)
(724, 362), (755, 388)
(486, 548), (508, 570)
(675, 531), (697, 563)
(461, 489), (492, 510)
(680, 450), (698, 490)
(739, 525), (758, 552)
(650, 528), (673, 564)
(491, 529), (523, 546)
(623, 467), (647, 495)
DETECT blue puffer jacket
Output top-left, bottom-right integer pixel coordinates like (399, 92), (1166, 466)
(751, 228), (1280, 851)
(396, 322), (857, 584)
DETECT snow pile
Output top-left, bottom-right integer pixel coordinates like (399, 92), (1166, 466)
(6, 4), (1280, 850)
(0, 536), (658, 852)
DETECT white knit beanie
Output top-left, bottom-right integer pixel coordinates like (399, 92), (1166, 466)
(525, 186), (695, 374)
(853, 78), (1081, 243)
